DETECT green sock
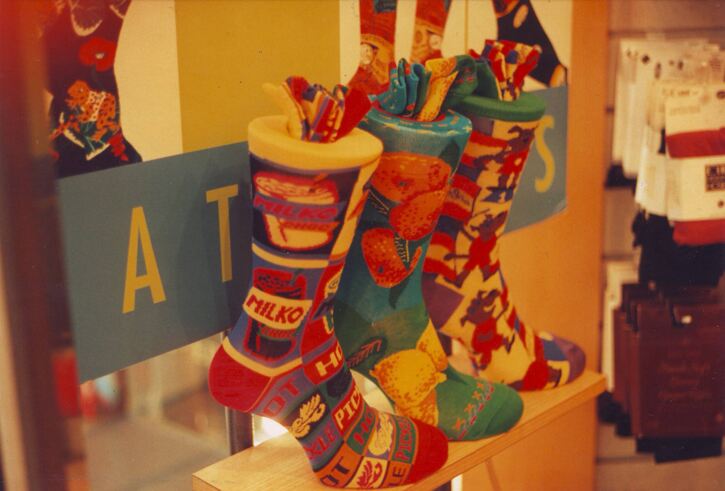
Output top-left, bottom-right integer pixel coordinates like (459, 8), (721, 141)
(335, 106), (523, 440)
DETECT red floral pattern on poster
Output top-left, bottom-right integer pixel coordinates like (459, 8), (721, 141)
(78, 36), (117, 71)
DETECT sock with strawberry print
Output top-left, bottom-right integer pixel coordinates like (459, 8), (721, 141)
(334, 101), (523, 441)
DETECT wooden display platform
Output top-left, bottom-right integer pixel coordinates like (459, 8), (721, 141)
(192, 370), (605, 490)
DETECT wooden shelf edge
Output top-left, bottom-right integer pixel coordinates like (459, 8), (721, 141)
(192, 370), (605, 491)
(403, 371), (606, 490)
(192, 475), (218, 491)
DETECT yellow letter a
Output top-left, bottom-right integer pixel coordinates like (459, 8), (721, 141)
(122, 206), (167, 313)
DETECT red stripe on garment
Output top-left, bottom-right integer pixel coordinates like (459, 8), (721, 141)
(430, 231), (455, 250)
(673, 219), (725, 246)
(422, 258), (457, 282)
(441, 202), (470, 221)
(513, 50), (541, 89)
(451, 174), (481, 197)
(469, 131), (508, 148)
(666, 128), (725, 158)
(460, 153), (475, 167)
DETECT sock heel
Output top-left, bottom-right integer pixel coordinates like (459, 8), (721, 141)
(208, 343), (270, 412)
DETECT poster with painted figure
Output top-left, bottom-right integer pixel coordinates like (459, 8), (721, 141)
(54, 1), (569, 380)
(340, 0), (571, 89)
(340, 0), (571, 232)
(41, 0), (182, 178)
(55, 2), (344, 381)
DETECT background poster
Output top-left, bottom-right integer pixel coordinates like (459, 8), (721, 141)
(115, 0), (183, 161)
(59, 1), (571, 380)
(59, 1), (342, 380)
(340, 0), (571, 232)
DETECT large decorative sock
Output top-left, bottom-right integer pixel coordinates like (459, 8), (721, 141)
(209, 79), (447, 488)
(348, 0), (398, 96)
(422, 47), (585, 390)
(491, 0), (567, 87)
(41, 0), (141, 178)
(410, 0), (453, 64)
(335, 59), (523, 441)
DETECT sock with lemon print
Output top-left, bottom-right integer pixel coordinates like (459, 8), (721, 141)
(334, 63), (523, 440)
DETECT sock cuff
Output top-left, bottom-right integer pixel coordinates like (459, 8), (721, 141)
(456, 91), (546, 122)
(248, 115), (382, 171)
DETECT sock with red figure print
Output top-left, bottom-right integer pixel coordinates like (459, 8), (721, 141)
(208, 115), (447, 488)
(348, 0), (398, 96)
(422, 45), (585, 390)
(410, 0), (453, 64)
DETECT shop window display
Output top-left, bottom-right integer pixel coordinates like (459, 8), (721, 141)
(1, 1), (722, 490)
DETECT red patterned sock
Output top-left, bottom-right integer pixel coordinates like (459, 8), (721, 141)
(208, 114), (447, 487)
(411, 0), (453, 64)
(667, 126), (725, 246)
(348, 0), (398, 96)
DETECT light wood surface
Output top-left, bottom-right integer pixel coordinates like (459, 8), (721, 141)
(192, 370), (605, 491)
(461, 400), (598, 490)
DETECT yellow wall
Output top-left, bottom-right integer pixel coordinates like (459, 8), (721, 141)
(175, 0), (341, 152)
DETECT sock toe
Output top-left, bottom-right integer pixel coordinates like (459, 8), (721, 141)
(483, 383), (523, 436)
(555, 336), (586, 383)
(453, 381), (523, 440)
(405, 418), (448, 483)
